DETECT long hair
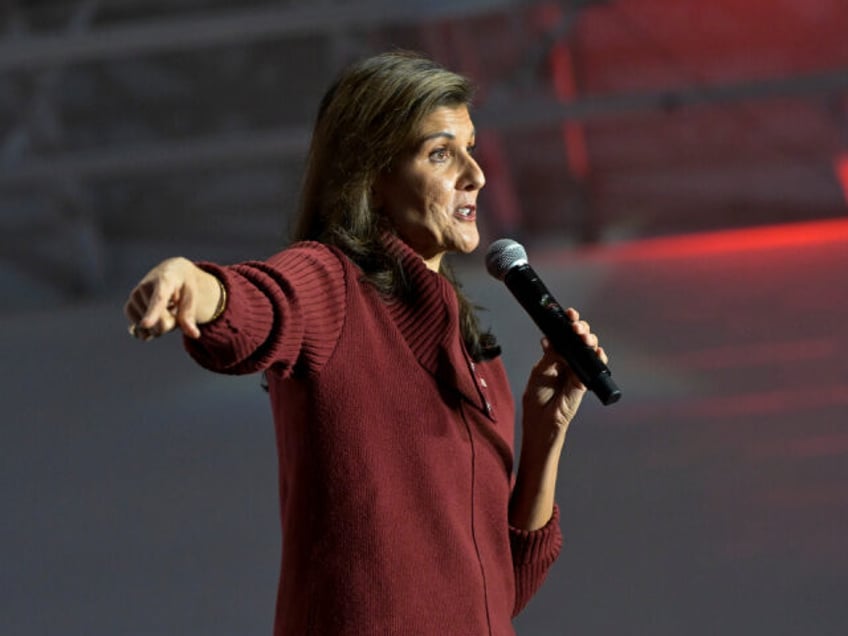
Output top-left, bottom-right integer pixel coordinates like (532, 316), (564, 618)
(293, 51), (499, 361)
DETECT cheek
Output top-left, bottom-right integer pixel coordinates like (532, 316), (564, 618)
(380, 170), (454, 235)
(424, 181), (456, 219)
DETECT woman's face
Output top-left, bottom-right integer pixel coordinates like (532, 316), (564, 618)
(375, 105), (485, 272)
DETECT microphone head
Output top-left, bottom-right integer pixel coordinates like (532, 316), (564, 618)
(485, 239), (528, 280)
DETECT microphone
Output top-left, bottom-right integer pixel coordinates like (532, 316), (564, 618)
(486, 239), (621, 406)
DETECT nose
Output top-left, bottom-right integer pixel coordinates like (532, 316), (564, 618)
(459, 154), (485, 191)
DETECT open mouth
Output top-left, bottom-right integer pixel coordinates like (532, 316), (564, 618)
(454, 206), (476, 221)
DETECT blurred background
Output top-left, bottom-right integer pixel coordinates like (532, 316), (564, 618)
(1, 0), (847, 634)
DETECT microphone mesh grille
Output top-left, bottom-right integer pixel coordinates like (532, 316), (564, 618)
(485, 239), (528, 280)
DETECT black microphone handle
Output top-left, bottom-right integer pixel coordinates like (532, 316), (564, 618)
(504, 264), (621, 406)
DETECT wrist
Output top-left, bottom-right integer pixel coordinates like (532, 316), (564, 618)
(510, 453), (560, 531)
(208, 276), (227, 322)
(517, 438), (563, 482)
(195, 270), (227, 324)
(519, 422), (567, 459)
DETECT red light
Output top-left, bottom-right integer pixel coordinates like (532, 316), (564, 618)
(550, 42), (590, 179)
(836, 153), (848, 205)
(578, 218), (848, 262)
(542, 2), (591, 180)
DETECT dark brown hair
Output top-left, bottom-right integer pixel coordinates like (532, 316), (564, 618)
(293, 51), (499, 361)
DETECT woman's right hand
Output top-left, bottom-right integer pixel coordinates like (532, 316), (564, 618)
(124, 257), (222, 341)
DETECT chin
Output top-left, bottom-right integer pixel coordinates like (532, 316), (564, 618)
(459, 232), (481, 254)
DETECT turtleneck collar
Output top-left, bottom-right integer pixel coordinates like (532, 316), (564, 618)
(379, 232), (494, 420)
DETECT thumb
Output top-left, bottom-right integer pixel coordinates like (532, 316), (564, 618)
(176, 282), (201, 339)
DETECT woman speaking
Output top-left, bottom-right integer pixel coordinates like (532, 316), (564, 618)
(124, 51), (607, 635)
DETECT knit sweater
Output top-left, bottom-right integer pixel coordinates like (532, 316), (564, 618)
(185, 235), (563, 635)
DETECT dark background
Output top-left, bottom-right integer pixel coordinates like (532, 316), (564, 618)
(2, 1), (847, 634)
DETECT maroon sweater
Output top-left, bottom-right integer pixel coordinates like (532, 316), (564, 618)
(185, 235), (562, 635)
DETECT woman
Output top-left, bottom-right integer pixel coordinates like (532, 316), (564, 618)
(125, 51), (607, 635)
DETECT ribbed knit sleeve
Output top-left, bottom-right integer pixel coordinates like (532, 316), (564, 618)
(183, 242), (346, 377)
(509, 503), (564, 616)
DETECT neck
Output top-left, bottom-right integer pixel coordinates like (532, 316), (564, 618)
(422, 252), (443, 273)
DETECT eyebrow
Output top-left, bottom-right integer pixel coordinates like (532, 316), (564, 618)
(417, 129), (477, 144)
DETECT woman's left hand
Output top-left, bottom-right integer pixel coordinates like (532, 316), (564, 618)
(521, 307), (608, 446)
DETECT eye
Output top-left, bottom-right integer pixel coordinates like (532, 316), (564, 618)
(429, 147), (450, 163)
(467, 143), (477, 155)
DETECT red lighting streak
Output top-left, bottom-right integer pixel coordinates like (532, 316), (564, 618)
(576, 218), (848, 262)
(836, 153), (848, 204)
